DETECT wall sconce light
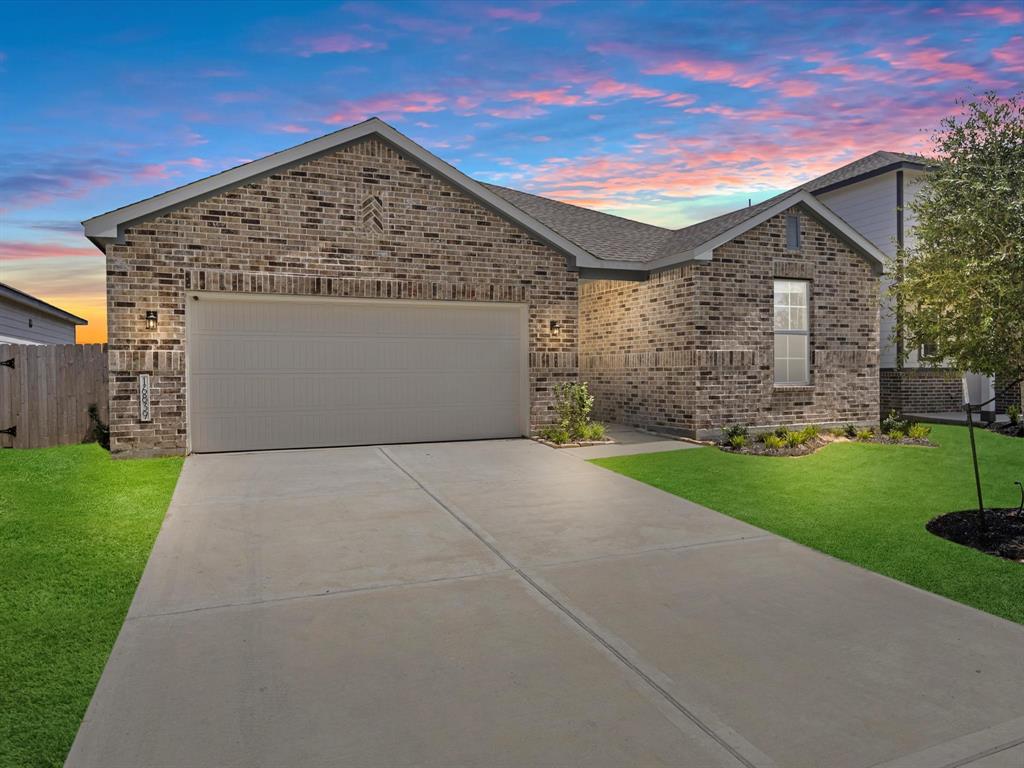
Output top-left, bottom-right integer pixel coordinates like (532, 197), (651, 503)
(549, 320), (561, 335)
(145, 310), (158, 330)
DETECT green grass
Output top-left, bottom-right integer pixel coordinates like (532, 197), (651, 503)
(593, 424), (1024, 624)
(0, 444), (182, 768)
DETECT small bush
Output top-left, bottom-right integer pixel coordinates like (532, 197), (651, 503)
(843, 423), (858, 438)
(553, 381), (595, 438)
(1009, 404), (1021, 426)
(762, 433), (785, 451)
(86, 404), (110, 450)
(886, 428), (905, 440)
(727, 433), (747, 449)
(774, 425), (790, 438)
(881, 409), (908, 435)
(784, 430), (806, 448)
(722, 424), (748, 442)
(855, 427), (875, 441)
(579, 421), (606, 441)
(801, 424), (821, 441)
(540, 425), (571, 444)
(907, 423), (932, 440)
(830, 426), (847, 438)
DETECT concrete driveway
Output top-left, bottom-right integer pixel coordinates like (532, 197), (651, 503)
(67, 439), (1024, 768)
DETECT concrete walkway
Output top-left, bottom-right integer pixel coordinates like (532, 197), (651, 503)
(67, 440), (1024, 768)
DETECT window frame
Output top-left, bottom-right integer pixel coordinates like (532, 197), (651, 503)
(773, 278), (811, 386)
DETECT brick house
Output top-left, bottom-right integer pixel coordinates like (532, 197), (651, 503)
(84, 118), (886, 456)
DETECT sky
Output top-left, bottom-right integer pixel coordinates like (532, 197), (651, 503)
(1, 1), (1021, 343)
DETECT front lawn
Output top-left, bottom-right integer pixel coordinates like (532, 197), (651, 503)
(0, 444), (182, 768)
(593, 424), (1024, 625)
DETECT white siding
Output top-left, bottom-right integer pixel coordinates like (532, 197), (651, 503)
(819, 172), (899, 367)
(0, 296), (77, 344)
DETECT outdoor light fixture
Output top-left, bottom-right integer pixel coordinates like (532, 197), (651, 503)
(549, 320), (561, 335)
(145, 310), (158, 330)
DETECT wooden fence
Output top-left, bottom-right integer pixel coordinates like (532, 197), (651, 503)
(0, 343), (108, 449)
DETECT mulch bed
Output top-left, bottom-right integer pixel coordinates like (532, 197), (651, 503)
(720, 433), (933, 457)
(927, 508), (1024, 562)
(532, 437), (615, 449)
(989, 421), (1024, 438)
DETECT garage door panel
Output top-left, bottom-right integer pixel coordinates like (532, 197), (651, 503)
(188, 297), (527, 452)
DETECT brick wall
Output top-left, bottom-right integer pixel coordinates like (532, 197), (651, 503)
(580, 205), (880, 438)
(879, 368), (963, 416)
(995, 376), (1023, 415)
(106, 137), (578, 456)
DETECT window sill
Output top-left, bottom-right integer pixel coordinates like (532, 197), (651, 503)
(773, 384), (815, 391)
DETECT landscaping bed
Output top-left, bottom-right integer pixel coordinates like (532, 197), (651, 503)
(719, 414), (933, 457)
(928, 507), (1024, 562)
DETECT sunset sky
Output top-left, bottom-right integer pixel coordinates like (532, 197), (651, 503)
(1, 1), (1021, 343)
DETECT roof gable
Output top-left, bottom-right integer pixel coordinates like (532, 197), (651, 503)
(83, 118), (601, 271)
(0, 282), (87, 325)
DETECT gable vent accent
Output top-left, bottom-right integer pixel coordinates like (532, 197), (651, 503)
(361, 195), (385, 233)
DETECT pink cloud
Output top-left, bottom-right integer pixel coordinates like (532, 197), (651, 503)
(584, 78), (663, 100)
(0, 241), (100, 261)
(640, 52), (770, 88)
(199, 68), (243, 78)
(658, 92), (698, 108)
(505, 86), (588, 106)
(485, 104), (548, 119)
(993, 36), (1024, 72)
(275, 124), (311, 134)
(777, 80), (819, 98)
(532, 135), (551, 142)
(868, 44), (1004, 85)
(294, 33), (383, 56)
(486, 7), (542, 23)
(323, 92), (447, 124)
(957, 5), (1024, 25)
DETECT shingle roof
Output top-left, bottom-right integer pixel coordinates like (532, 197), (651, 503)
(482, 183), (673, 263)
(484, 150), (933, 266)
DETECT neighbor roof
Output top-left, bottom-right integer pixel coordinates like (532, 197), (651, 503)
(0, 282), (87, 325)
(84, 118), (900, 277)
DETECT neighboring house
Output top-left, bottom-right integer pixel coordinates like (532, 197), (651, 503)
(83, 118), (885, 457)
(0, 282), (87, 344)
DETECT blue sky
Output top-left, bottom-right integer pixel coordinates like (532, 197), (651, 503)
(1, 0), (1021, 340)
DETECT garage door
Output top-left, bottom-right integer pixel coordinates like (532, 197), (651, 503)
(186, 294), (528, 453)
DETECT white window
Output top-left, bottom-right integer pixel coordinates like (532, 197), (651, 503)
(774, 279), (810, 385)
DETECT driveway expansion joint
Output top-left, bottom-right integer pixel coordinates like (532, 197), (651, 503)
(378, 446), (769, 768)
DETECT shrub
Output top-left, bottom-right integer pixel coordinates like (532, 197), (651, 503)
(855, 427), (875, 441)
(86, 404), (110, 450)
(762, 433), (784, 451)
(1009, 404), (1021, 426)
(727, 433), (747, 449)
(881, 409), (908, 435)
(553, 381), (595, 438)
(722, 424), (748, 443)
(830, 426), (847, 438)
(784, 430), (806, 448)
(907, 423), (932, 440)
(774, 425), (790, 438)
(843, 423), (858, 438)
(540, 425), (571, 444)
(579, 421), (606, 441)
(801, 424), (821, 441)
(886, 429), (905, 441)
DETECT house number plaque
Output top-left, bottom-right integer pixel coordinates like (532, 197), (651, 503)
(139, 374), (152, 422)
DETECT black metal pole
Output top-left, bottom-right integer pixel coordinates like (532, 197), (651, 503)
(964, 401), (986, 518)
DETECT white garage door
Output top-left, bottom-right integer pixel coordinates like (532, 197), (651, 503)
(186, 294), (528, 453)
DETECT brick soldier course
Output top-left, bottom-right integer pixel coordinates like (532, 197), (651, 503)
(86, 118), (887, 457)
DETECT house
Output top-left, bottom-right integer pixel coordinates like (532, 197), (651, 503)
(0, 282), (87, 345)
(83, 118), (885, 456)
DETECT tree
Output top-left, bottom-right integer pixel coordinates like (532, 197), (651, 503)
(890, 92), (1024, 408)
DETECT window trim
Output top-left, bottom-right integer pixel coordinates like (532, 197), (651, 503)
(773, 278), (811, 386)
